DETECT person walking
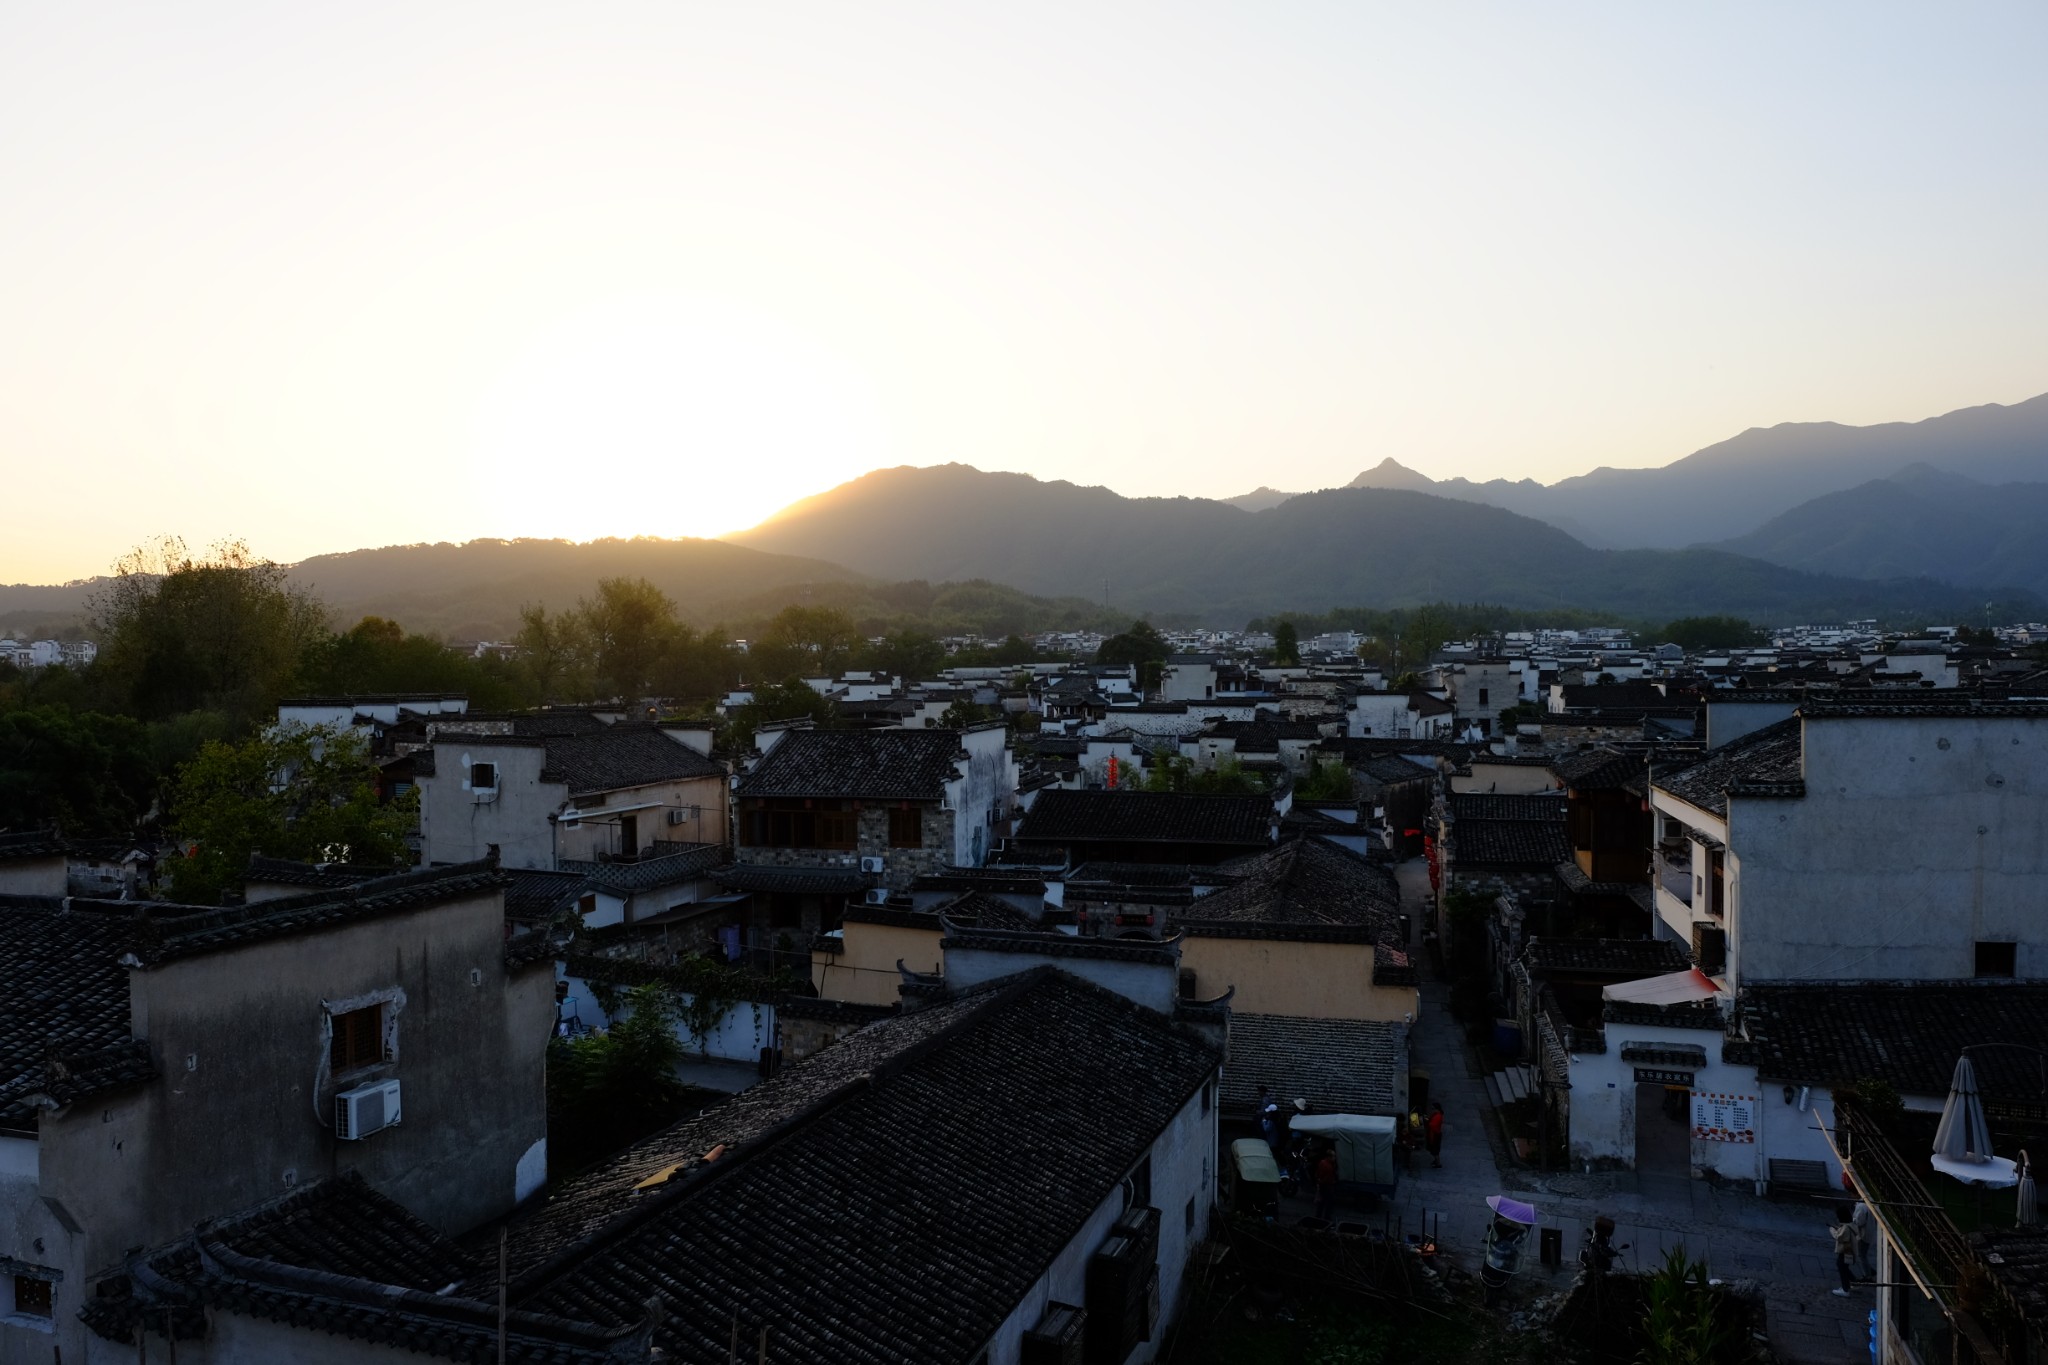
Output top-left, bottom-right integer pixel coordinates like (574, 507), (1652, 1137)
(1426, 1102), (1446, 1168)
(1829, 1204), (1861, 1296)
(1313, 1143), (1339, 1222)
(1851, 1196), (1877, 1280)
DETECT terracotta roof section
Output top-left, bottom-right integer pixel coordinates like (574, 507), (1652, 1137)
(1653, 718), (1804, 817)
(484, 968), (1221, 1364)
(1723, 981), (2048, 1099)
(1016, 790), (1274, 848)
(1177, 838), (1399, 941)
(1221, 1012), (1402, 1116)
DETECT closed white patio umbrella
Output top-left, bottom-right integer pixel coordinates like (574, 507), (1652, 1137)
(2018, 1151), (2039, 1228)
(1931, 1055), (2018, 1187)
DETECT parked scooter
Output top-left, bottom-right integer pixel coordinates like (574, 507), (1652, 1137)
(1578, 1215), (1628, 1274)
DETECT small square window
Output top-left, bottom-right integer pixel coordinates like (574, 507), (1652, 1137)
(330, 1003), (387, 1073)
(471, 761), (498, 790)
(1976, 941), (2017, 978)
(11, 1274), (52, 1320)
(887, 806), (923, 849)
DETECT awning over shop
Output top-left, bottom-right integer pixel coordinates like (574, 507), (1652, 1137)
(1602, 967), (1721, 1007)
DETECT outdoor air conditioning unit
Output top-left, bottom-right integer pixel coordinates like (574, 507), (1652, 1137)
(667, 808), (691, 827)
(335, 1079), (402, 1140)
(859, 856), (886, 875)
(1692, 921), (1727, 976)
(864, 887), (891, 905)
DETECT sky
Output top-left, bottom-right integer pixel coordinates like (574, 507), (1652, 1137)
(5, 3), (2048, 584)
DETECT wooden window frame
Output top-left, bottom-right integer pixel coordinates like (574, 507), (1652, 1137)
(329, 1003), (387, 1074)
(887, 805), (923, 849)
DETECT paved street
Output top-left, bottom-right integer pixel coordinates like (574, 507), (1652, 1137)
(1302, 859), (1871, 1362)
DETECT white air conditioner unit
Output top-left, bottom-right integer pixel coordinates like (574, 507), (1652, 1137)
(864, 887), (891, 905)
(859, 856), (886, 874)
(667, 808), (691, 827)
(335, 1079), (402, 1140)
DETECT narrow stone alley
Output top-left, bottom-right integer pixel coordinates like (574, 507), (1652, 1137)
(1293, 858), (1872, 1363)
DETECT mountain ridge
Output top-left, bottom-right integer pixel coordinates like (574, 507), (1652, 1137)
(728, 463), (2037, 622)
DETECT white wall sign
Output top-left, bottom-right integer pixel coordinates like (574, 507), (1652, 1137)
(1691, 1091), (1757, 1143)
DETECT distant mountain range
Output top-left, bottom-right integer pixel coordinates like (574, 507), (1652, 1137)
(1712, 466), (2048, 599)
(8, 391), (2046, 636)
(1224, 391), (2048, 553)
(729, 463), (2034, 622)
(0, 537), (1128, 641)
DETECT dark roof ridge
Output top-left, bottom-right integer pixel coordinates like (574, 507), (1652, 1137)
(507, 969), (1056, 1300)
(190, 1235), (641, 1357)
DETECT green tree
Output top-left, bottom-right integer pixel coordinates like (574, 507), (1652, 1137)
(1097, 620), (1170, 693)
(656, 623), (739, 705)
(1661, 615), (1763, 652)
(166, 724), (414, 903)
(515, 603), (586, 702)
(546, 982), (695, 1176)
(725, 678), (841, 749)
(939, 699), (998, 728)
(1295, 757), (1353, 801)
(92, 537), (329, 725)
(0, 707), (155, 836)
(864, 630), (947, 682)
(577, 577), (680, 698)
(1273, 620), (1301, 666)
(298, 616), (521, 709)
(751, 605), (860, 681)
(1638, 1247), (1744, 1365)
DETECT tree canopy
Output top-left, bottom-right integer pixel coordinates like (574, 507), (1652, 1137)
(92, 537), (328, 725)
(1660, 615), (1764, 652)
(1272, 620), (1301, 666)
(165, 724), (414, 903)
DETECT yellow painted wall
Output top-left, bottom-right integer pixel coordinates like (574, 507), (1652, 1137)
(811, 921), (945, 1007)
(1181, 937), (1417, 1021)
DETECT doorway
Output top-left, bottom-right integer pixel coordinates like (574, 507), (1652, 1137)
(618, 814), (639, 860)
(1634, 1080), (1692, 1177)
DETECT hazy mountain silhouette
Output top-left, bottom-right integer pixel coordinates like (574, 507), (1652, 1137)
(1325, 392), (2048, 548)
(1712, 466), (2048, 598)
(728, 464), (2036, 621)
(1218, 486), (1300, 512)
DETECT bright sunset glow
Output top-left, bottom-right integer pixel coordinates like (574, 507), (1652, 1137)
(5, 2), (2048, 581)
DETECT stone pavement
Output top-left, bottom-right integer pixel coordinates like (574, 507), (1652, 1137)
(1304, 860), (1873, 1361)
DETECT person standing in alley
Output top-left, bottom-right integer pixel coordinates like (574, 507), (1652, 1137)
(1426, 1102), (1445, 1168)
(1850, 1192), (1877, 1281)
(1829, 1204), (1860, 1296)
(1313, 1142), (1339, 1221)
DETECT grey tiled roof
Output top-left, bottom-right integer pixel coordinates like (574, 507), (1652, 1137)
(83, 1172), (640, 1363)
(444, 725), (723, 796)
(1450, 820), (1572, 868)
(480, 968), (1221, 1365)
(244, 856), (397, 889)
(1016, 790), (1274, 848)
(0, 829), (66, 861)
(1550, 748), (1646, 790)
(1723, 981), (2048, 1098)
(736, 729), (965, 801)
(1222, 1012), (1402, 1116)
(714, 864), (869, 895)
(1178, 838), (1399, 942)
(559, 842), (724, 895)
(0, 898), (139, 1127)
(1653, 718), (1804, 817)
(1449, 793), (1567, 822)
(1519, 937), (1691, 979)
